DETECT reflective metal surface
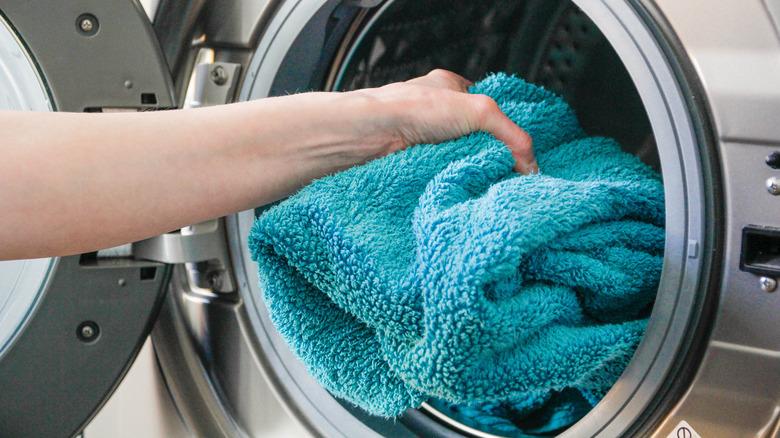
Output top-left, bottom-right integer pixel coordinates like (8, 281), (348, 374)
(84, 339), (190, 438)
(649, 0), (780, 435)
(153, 266), (311, 437)
(200, 0), (279, 49)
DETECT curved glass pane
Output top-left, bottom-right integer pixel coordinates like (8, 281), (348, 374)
(0, 14), (54, 359)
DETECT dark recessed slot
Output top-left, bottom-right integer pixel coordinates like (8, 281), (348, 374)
(141, 93), (157, 105)
(140, 266), (157, 281)
(741, 225), (780, 276)
(83, 107), (103, 113)
(79, 252), (98, 265)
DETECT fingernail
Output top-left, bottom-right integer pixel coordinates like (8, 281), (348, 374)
(527, 160), (539, 174)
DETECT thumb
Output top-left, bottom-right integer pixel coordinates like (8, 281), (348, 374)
(468, 94), (537, 174)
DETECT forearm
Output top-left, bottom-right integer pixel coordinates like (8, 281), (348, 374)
(0, 69), (536, 260)
(0, 92), (387, 259)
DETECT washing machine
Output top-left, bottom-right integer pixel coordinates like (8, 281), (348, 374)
(1, 0), (779, 437)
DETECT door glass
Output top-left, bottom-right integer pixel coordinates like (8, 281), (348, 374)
(0, 15), (55, 359)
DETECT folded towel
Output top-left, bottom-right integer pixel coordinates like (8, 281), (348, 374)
(248, 74), (664, 431)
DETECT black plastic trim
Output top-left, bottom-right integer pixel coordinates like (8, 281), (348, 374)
(740, 225), (780, 277)
(0, 256), (170, 437)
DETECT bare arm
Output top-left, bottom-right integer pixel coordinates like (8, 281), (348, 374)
(0, 70), (534, 260)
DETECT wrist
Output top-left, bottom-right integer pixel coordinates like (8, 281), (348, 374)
(248, 91), (401, 178)
(336, 89), (405, 161)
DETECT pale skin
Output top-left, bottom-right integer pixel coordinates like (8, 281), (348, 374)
(0, 69), (535, 260)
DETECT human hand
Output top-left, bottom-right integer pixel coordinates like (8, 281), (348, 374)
(350, 69), (537, 174)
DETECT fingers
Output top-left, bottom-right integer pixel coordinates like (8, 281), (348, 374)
(469, 95), (537, 174)
(402, 70), (537, 174)
(407, 69), (473, 92)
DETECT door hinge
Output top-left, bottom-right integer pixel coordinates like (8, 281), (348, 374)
(132, 219), (235, 292)
(129, 62), (243, 293)
(190, 62), (241, 108)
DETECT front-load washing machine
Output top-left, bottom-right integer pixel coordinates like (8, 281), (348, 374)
(1, 0), (779, 437)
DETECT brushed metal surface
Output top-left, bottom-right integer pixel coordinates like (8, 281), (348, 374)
(84, 340), (190, 438)
(652, 1), (780, 436)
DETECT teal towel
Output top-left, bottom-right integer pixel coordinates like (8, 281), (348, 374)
(248, 74), (664, 429)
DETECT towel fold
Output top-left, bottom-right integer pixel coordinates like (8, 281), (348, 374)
(248, 73), (664, 431)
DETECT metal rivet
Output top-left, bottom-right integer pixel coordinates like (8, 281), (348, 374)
(759, 276), (777, 293)
(77, 321), (100, 342)
(767, 177), (780, 195)
(117, 278), (127, 287)
(123, 80), (133, 89)
(209, 65), (228, 86)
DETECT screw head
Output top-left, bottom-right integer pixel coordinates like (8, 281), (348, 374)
(759, 276), (777, 293)
(76, 14), (99, 36)
(77, 321), (100, 342)
(207, 272), (223, 290)
(767, 177), (780, 195)
(79, 18), (93, 32)
(209, 65), (228, 86)
(766, 151), (780, 169)
(123, 80), (133, 89)
(117, 278), (127, 287)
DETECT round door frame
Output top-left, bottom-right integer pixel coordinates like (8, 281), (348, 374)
(152, 0), (724, 437)
(231, 0), (720, 436)
(0, 1), (175, 436)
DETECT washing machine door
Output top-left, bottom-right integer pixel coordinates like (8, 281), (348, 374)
(0, 1), (175, 436)
(151, 0), (780, 437)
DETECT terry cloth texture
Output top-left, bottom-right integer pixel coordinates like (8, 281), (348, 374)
(248, 73), (665, 432)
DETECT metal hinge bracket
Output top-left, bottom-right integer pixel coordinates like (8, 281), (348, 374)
(132, 219), (235, 292)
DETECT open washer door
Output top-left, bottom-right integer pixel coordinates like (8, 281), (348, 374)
(151, 0), (780, 437)
(0, 1), (175, 436)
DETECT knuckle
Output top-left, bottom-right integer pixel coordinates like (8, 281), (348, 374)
(428, 68), (462, 84)
(428, 68), (449, 78)
(473, 95), (499, 117)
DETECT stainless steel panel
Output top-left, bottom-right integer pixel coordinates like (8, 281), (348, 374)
(84, 340), (191, 438)
(655, 141), (780, 437)
(651, 0), (780, 434)
(152, 267), (312, 438)
(710, 142), (780, 351)
(201, 0), (279, 48)
(656, 0), (780, 145)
